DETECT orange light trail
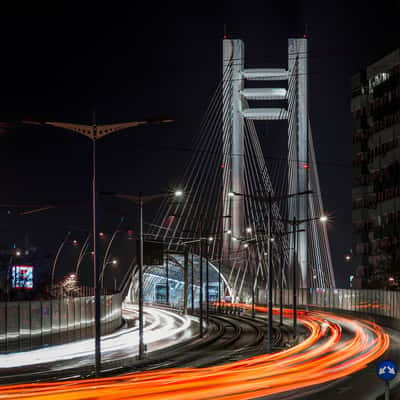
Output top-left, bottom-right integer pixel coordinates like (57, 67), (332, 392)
(0, 305), (389, 400)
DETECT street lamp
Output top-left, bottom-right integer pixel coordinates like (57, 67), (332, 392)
(180, 215), (231, 336)
(75, 234), (91, 277)
(100, 258), (118, 289)
(51, 232), (72, 287)
(285, 215), (328, 338)
(99, 217), (125, 289)
(319, 215), (328, 223)
(104, 190), (183, 359)
(231, 190), (312, 352)
(22, 115), (172, 376)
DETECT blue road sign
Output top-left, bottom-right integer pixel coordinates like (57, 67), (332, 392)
(377, 360), (398, 381)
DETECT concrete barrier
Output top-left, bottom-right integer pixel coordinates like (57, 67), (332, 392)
(0, 292), (122, 353)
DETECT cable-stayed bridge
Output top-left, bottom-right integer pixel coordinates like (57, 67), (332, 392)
(130, 37), (335, 306)
(2, 37), (399, 400)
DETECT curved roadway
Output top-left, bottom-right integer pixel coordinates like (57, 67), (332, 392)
(0, 303), (197, 382)
(0, 304), (390, 399)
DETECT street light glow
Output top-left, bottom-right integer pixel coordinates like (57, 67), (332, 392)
(244, 243), (249, 248)
(112, 259), (117, 265)
(319, 215), (328, 223)
(174, 190), (183, 197)
(246, 227), (252, 233)
(15, 250), (21, 256)
(270, 237), (275, 242)
(232, 237), (237, 241)
(208, 236), (214, 242)
(228, 192), (234, 197)
(226, 229), (232, 235)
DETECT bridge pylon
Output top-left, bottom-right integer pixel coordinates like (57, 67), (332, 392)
(222, 37), (334, 293)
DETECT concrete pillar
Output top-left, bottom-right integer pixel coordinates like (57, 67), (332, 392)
(222, 39), (245, 257)
(288, 38), (309, 288)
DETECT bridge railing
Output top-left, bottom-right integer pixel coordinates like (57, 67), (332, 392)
(271, 288), (400, 322)
(0, 292), (122, 353)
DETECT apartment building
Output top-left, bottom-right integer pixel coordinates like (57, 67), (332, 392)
(351, 49), (400, 289)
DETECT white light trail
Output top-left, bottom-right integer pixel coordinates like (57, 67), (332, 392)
(0, 304), (196, 370)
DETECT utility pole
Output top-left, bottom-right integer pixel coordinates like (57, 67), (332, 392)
(218, 257), (222, 312)
(279, 243), (284, 326)
(191, 251), (194, 311)
(199, 236), (204, 337)
(267, 192), (273, 352)
(21, 116), (172, 376)
(92, 114), (101, 377)
(250, 246), (255, 319)
(292, 216), (297, 339)
(104, 190), (183, 360)
(206, 242), (210, 323)
(138, 195), (145, 359)
(231, 190), (311, 351)
(165, 251), (169, 305)
(183, 247), (189, 314)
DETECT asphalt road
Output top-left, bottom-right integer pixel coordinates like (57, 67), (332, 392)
(0, 303), (198, 383)
(270, 321), (400, 400)
(0, 306), (390, 399)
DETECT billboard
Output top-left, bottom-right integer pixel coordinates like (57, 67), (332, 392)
(11, 265), (34, 289)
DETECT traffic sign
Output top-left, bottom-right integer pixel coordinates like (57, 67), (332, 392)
(377, 360), (398, 382)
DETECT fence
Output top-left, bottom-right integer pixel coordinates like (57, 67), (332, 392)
(282, 288), (399, 319)
(0, 293), (122, 353)
(249, 287), (400, 325)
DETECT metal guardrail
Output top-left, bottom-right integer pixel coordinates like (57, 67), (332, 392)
(0, 292), (122, 353)
(281, 288), (399, 319)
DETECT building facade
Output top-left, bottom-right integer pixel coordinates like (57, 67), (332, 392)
(352, 49), (400, 289)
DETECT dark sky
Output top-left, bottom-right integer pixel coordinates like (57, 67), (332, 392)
(0, 1), (399, 287)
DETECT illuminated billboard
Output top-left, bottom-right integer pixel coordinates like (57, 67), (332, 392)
(11, 265), (34, 289)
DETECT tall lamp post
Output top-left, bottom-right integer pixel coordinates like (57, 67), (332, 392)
(104, 190), (183, 359)
(22, 116), (172, 376)
(180, 215), (231, 337)
(285, 214), (328, 338)
(99, 217), (125, 288)
(180, 235), (204, 337)
(232, 190), (312, 352)
(51, 231), (71, 287)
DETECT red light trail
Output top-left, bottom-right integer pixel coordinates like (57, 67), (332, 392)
(0, 305), (389, 400)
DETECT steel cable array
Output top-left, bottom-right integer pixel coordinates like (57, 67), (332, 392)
(147, 52), (335, 302)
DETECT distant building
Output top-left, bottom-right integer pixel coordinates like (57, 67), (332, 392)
(351, 49), (400, 289)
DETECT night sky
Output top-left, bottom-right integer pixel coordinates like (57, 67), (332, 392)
(0, 1), (399, 287)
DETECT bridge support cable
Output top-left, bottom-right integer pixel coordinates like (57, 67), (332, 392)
(307, 122), (336, 287)
(144, 37), (335, 311)
(159, 66), (233, 250)
(150, 66), (231, 246)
